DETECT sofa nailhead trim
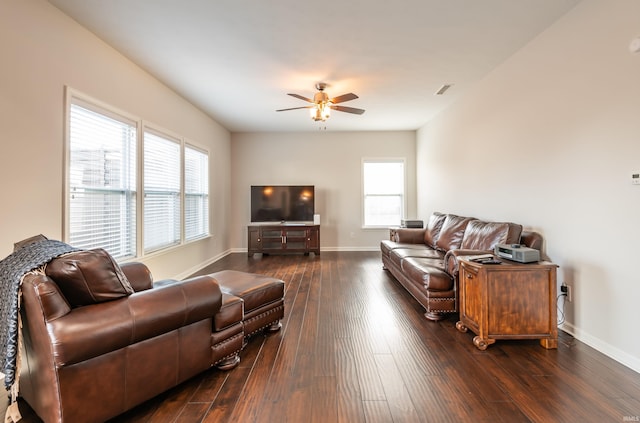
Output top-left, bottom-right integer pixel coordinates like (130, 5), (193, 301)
(244, 305), (284, 337)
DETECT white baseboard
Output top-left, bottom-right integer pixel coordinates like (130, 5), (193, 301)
(561, 322), (640, 374)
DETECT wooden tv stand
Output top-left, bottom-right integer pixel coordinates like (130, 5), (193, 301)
(248, 223), (320, 257)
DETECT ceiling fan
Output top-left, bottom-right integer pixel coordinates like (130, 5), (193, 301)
(276, 82), (365, 122)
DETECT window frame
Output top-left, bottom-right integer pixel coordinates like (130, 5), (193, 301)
(361, 158), (407, 228)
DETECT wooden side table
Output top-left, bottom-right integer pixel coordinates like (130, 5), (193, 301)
(456, 258), (558, 350)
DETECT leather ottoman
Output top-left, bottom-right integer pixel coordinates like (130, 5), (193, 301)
(211, 270), (285, 339)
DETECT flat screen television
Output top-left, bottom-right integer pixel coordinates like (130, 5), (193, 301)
(251, 185), (315, 223)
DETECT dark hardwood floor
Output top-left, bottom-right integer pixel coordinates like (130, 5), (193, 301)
(9, 251), (640, 422)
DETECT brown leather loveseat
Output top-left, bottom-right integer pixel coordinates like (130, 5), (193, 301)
(18, 248), (245, 423)
(381, 212), (544, 321)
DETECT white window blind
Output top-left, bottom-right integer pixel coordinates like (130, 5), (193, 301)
(363, 160), (405, 227)
(68, 102), (137, 259)
(184, 145), (209, 241)
(143, 131), (181, 253)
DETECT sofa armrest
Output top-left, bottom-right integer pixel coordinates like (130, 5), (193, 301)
(520, 230), (551, 261)
(120, 261), (154, 292)
(393, 228), (426, 244)
(444, 249), (493, 277)
(22, 274), (71, 322)
(520, 230), (543, 250)
(47, 275), (222, 367)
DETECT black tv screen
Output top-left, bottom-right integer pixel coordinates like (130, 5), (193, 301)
(251, 185), (315, 223)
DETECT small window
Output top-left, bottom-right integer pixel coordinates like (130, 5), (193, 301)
(67, 99), (137, 259)
(184, 145), (209, 241)
(363, 159), (405, 227)
(143, 130), (181, 253)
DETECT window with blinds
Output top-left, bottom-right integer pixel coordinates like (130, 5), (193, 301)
(68, 102), (137, 259)
(143, 131), (181, 253)
(184, 145), (209, 241)
(66, 89), (212, 259)
(362, 159), (405, 227)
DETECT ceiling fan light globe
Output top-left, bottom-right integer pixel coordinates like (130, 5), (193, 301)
(311, 106), (326, 121)
(322, 105), (330, 120)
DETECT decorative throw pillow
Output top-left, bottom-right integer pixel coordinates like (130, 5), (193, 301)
(45, 249), (134, 307)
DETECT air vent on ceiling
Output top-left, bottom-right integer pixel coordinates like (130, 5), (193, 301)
(435, 84), (453, 96)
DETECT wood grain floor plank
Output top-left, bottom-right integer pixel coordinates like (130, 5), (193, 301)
(314, 258), (337, 378)
(174, 402), (209, 423)
(200, 364), (255, 423)
(334, 336), (367, 423)
(188, 369), (227, 403)
(362, 400), (394, 423)
(310, 375), (338, 423)
(373, 353), (424, 422)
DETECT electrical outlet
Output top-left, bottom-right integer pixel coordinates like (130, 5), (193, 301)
(561, 284), (572, 302)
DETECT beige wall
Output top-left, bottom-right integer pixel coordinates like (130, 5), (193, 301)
(230, 131), (416, 250)
(0, 0), (232, 280)
(416, 0), (640, 372)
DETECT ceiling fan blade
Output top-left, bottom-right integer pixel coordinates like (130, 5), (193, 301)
(287, 93), (313, 103)
(330, 105), (365, 115)
(276, 106), (313, 112)
(330, 93), (358, 104)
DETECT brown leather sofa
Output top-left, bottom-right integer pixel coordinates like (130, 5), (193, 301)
(381, 212), (544, 321)
(18, 250), (246, 423)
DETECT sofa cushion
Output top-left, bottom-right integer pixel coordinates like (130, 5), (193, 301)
(460, 220), (523, 251)
(45, 249), (134, 307)
(389, 248), (444, 269)
(400, 257), (452, 291)
(380, 240), (430, 257)
(435, 215), (476, 252)
(423, 212), (447, 248)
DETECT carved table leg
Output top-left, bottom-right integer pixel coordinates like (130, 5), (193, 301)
(540, 338), (558, 349)
(473, 336), (496, 351)
(456, 321), (468, 333)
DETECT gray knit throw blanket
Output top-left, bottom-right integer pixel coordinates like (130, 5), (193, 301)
(0, 239), (79, 389)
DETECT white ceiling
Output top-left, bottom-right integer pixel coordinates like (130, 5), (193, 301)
(48, 0), (581, 133)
